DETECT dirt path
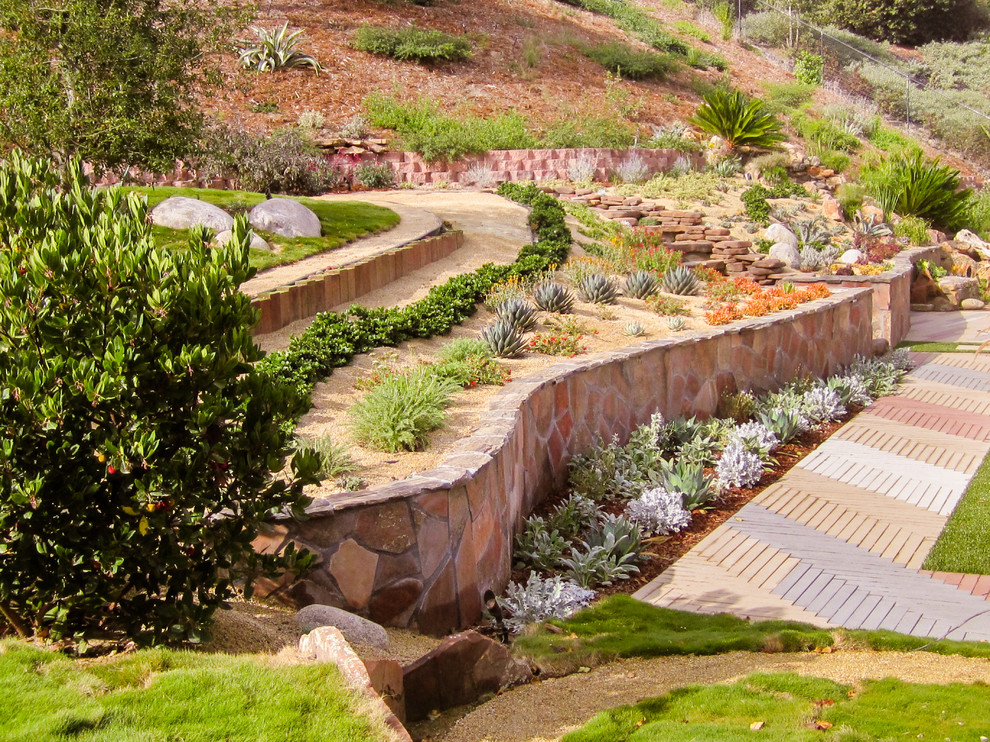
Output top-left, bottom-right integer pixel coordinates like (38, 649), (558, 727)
(240, 196), (442, 297)
(255, 190), (533, 353)
(428, 650), (990, 742)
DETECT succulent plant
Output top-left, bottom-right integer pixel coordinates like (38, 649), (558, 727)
(852, 210), (892, 237)
(577, 274), (619, 305)
(532, 281), (575, 313)
(624, 270), (659, 299)
(667, 315), (686, 332)
(494, 297), (539, 333)
(481, 319), (527, 358)
(661, 266), (700, 296)
(792, 216), (833, 248)
(624, 321), (645, 337)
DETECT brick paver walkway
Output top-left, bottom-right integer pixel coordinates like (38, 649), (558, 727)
(634, 349), (990, 642)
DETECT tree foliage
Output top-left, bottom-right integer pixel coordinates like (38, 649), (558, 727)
(0, 152), (319, 645)
(0, 0), (243, 173)
(823, 0), (987, 45)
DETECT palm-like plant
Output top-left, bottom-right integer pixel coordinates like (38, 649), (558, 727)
(689, 89), (787, 150)
(238, 24), (323, 73)
(861, 153), (972, 232)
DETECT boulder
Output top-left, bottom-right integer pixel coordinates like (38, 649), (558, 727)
(961, 298), (986, 310)
(402, 630), (532, 722)
(295, 604), (389, 650)
(821, 196), (843, 221)
(249, 198), (322, 238)
(769, 242), (801, 268)
(839, 249), (864, 265)
(150, 196), (234, 233)
(213, 229), (271, 252)
(765, 224), (798, 247)
(955, 229), (990, 260)
(941, 248), (979, 278)
(937, 276), (981, 308)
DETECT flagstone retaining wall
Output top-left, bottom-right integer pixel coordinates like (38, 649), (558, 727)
(250, 231), (463, 334)
(256, 288), (874, 634)
(788, 246), (939, 347)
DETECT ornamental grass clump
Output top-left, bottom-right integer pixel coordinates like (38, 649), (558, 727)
(349, 367), (460, 452)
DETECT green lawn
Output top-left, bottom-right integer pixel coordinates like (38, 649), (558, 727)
(126, 186), (400, 272)
(563, 672), (990, 741)
(924, 447), (990, 575)
(0, 640), (390, 741)
(513, 595), (990, 674)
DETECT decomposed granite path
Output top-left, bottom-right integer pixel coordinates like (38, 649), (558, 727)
(635, 344), (990, 642)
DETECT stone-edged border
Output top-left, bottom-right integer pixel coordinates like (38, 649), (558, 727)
(250, 231), (464, 335)
(788, 246), (939, 347)
(256, 288), (875, 634)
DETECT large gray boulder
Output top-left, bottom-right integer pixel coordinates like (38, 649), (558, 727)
(769, 241), (801, 268)
(213, 228), (271, 252)
(150, 196), (234, 233)
(764, 223), (798, 248)
(249, 198), (321, 238)
(955, 229), (990, 261)
(295, 604), (388, 649)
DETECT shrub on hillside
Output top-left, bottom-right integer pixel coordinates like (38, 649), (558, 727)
(352, 24), (472, 63)
(826, 0), (987, 45)
(0, 153), (318, 645)
(581, 41), (677, 81)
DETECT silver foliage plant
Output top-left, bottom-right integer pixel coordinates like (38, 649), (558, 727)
(626, 486), (691, 536)
(498, 572), (595, 633)
(727, 421), (779, 457)
(716, 441), (765, 490)
(801, 385), (846, 424)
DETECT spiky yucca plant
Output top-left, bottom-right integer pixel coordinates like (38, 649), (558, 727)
(532, 282), (575, 313)
(482, 319), (527, 358)
(662, 266), (700, 296)
(577, 274), (619, 304)
(624, 270), (659, 299)
(239, 24), (323, 73)
(494, 297), (539, 333)
(689, 89), (786, 150)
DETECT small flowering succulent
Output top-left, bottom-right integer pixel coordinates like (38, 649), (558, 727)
(626, 486), (692, 536)
(716, 441), (765, 490)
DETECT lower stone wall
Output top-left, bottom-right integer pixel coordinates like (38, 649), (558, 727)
(789, 246), (938, 347)
(250, 231), (463, 335)
(375, 148), (705, 186)
(259, 288), (874, 634)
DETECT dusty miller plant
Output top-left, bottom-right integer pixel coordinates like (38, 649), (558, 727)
(626, 486), (691, 536)
(498, 573), (594, 633)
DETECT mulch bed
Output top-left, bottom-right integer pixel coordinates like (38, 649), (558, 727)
(510, 416), (850, 599)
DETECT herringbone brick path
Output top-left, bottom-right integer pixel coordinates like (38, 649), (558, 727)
(635, 350), (990, 642)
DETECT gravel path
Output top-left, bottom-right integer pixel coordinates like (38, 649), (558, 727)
(432, 650), (990, 742)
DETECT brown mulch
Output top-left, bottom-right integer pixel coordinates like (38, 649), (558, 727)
(510, 416), (849, 599)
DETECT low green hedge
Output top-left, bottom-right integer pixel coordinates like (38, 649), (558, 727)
(258, 183), (570, 408)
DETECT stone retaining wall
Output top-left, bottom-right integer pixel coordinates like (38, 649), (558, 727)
(251, 231), (463, 335)
(257, 289), (875, 634)
(375, 148), (706, 186)
(789, 246), (938, 347)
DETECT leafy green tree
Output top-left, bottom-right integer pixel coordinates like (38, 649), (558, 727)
(824, 0), (987, 45)
(0, 152), (319, 645)
(0, 0), (243, 173)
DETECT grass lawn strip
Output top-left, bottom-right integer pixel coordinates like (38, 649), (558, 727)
(513, 595), (990, 676)
(924, 446), (990, 575)
(563, 672), (990, 741)
(126, 186), (400, 272)
(896, 340), (977, 353)
(0, 640), (392, 741)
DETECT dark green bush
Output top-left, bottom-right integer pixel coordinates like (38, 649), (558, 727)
(742, 185), (773, 224)
(0, 153), (318, 645)
(352, 24), (472, 63)
(826, 0), (987, 45)
(581, 41), (676, 80)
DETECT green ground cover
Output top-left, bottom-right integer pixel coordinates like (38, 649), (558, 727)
(514, 595), (990, 673)
(0, 640), (389, 741)
(896, 341), (974, 353)
(563, 672), (990, 741)
(127, 186), (400, 272)
(924, 448), (990, 574)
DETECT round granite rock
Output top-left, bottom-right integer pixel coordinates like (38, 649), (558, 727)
(249, 198), (321, 239)
(149, 196), (234, 233)
(295, 604), (389, 649)
(213, 228), (271, 252)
